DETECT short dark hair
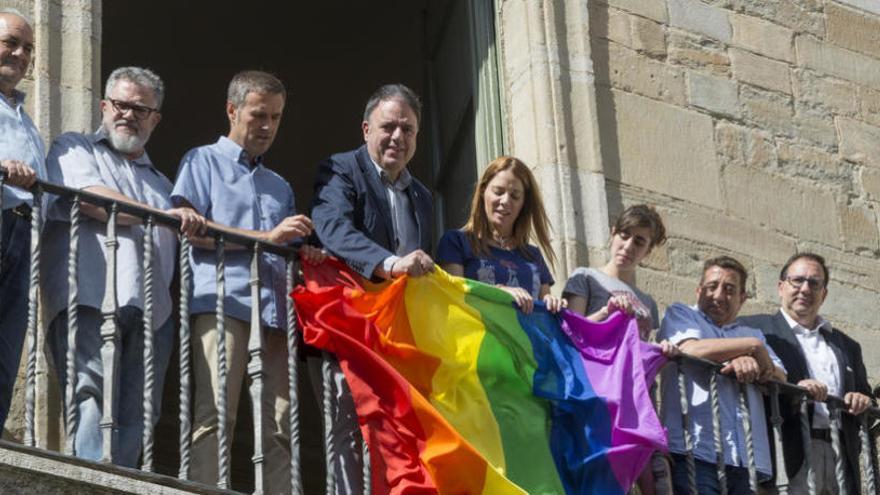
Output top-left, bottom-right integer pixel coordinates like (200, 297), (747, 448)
(612, 204), (667, 248)
(227, 70), (286, 107)
(701, 255), (748, 293)
(779, 252), (829, 287)
(363, 83), (422, 125)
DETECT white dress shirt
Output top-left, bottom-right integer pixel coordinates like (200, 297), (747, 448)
(780, 308), (841, 428)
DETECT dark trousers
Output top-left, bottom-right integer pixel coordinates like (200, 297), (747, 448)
(0, 209), (31, 432)
(671, 453), (753, 495)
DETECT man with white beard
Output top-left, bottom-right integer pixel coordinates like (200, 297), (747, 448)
(42, 66), (205, 466)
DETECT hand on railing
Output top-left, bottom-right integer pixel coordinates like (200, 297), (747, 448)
(265, 215), (313, 244)
(844, 391), (872, 416)
(0, 159), (37, 188)
(798, 378), (828, 401)
(721, 355), (763, 383)
(658, 340), (681, 358)
(165, 207), (207, 238)
(300, 245), (328, 265)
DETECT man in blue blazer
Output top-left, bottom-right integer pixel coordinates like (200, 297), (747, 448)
(311, 83), (434, 281)
(309, 83), (434, 494)
(740, 252), (873, 494)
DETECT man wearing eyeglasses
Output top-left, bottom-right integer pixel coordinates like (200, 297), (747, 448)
(42, 66), (205, 466)
(740, 253), (873, 494)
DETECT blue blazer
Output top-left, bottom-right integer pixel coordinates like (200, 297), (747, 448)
(739, 311), (872, 490)
(311, 145), (433, 279)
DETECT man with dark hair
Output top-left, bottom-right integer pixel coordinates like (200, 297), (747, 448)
(172, 70), (322, 490)
(310, 83), (434, 493)
(740, 252), (872, 493)
(312, 83), (433, 280)
(658, 256), (786, 494)
(0, 8), (43, 433)
(43, 66), (206, 466)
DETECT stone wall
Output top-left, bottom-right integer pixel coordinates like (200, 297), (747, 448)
(498, 0), (880, 381)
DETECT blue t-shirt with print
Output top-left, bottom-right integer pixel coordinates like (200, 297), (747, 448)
(436, 229), (554, 298)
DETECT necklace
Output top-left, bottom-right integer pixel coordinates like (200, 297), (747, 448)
(492, 232), (514, 250)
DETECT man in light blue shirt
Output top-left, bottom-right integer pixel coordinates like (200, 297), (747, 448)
(172, 70), (322, 491)
(44, 66), (205, 467)
(0, 8), (44, 433)
(658, 255), (786, 495)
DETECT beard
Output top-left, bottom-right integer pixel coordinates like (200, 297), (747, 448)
(106, 123), (148, 156)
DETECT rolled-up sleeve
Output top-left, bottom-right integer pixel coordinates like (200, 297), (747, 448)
(658, 303), (703, 345)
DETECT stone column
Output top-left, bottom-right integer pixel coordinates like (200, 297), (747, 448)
(496, 0), (609, 284)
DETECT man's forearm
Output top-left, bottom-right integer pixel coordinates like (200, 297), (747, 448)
(678, 337), (764, 363)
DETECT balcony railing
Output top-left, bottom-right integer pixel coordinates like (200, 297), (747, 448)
(0, 173), (878, 494)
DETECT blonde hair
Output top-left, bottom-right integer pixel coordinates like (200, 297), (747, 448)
(462, 156), (556, 269)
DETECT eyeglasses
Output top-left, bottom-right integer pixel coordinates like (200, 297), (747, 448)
(783, 276), (825, 290)
(107, 99), (159, 120)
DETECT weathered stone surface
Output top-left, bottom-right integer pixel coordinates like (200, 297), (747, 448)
(859, 87), (880, 127)
(777, 141), (852, 187)
(631, 16), (666, 58)
(839, 202), (880, 251)
(723, 165), (841, 246)
(591, 4), (633, 46)
(604, 0), (668, 23)
(791, 107), (839, 150)
(714, 122), (779, 171)
(668, 30), (731, 76)
(609, 90), (722, 208)
(715, 122), (747, 168)
(824, 282), (880, 331)
(826, 2), (880, 59)
(740, 85), (793, 136)
(837, 117), (880, 168)
(730, 48), (791, 94)
(797, 240), (880, 291)
(730, 13), (794, 63)
(792, 69), (859, 117)
(600, 41), (687, 106)
(687, 71), (739, 117)
(668, 0), (732, 43)
(862, 168), (880, 199)
(796, 35), (880, 88)
(833, 0), (880, 17)
(663, 204), (796, 264)
(638, 269), (701, 311)
(731, 0), (824, 37)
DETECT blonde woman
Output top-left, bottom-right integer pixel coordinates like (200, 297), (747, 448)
(437, 156), (564, 313)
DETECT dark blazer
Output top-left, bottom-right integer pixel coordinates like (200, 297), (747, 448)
(310, 145), (433, 279)
(739, 311), (871, 491)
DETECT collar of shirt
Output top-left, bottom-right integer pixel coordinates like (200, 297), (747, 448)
(780, 307), (831, 337)
(371, 157), (412, 191)
(217, 135), (263, 169)
(0, 88), (26, 109)
(92, 127), (154, 167)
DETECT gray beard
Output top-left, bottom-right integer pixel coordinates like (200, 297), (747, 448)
(106, 127), (147, 156)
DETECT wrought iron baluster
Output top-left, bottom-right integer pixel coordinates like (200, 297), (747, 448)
(215, 235), (230, 489)
(286, 257), (303, 495)
(178, 237), (193, 480)
(248, 244), (265, 494)
(770, 383), (789, 495)
(829, 406), (849, 495)
(860, 414), (877, 495)
(800, 398), (817, 495)
(677, 366), (697, 495)
(64, 197), (81, 455)
(24, 187), (42, 447)
(99, 203), (120, 463)
(322, 352), (338, 495)
(362, 437), (371, 495)
(141, 215), (156, 472)
(737, 383), (758, 494)
(709, 372), (727, 495)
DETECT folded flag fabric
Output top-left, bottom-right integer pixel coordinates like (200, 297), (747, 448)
(294, 260), (668, 494)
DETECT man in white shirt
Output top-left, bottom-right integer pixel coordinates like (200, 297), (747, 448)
(740, 252), (873, 494)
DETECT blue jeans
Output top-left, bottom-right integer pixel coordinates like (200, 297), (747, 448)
(0, 209), (31, 432)
(49, 305), (173, 467)
(671, 453), (753, 495)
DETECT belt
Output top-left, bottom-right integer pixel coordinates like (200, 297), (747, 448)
(9, 204), (32, 221)
(810, 428), (832, 442)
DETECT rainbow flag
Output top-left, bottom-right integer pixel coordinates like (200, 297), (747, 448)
(294, 260), (668, 494)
